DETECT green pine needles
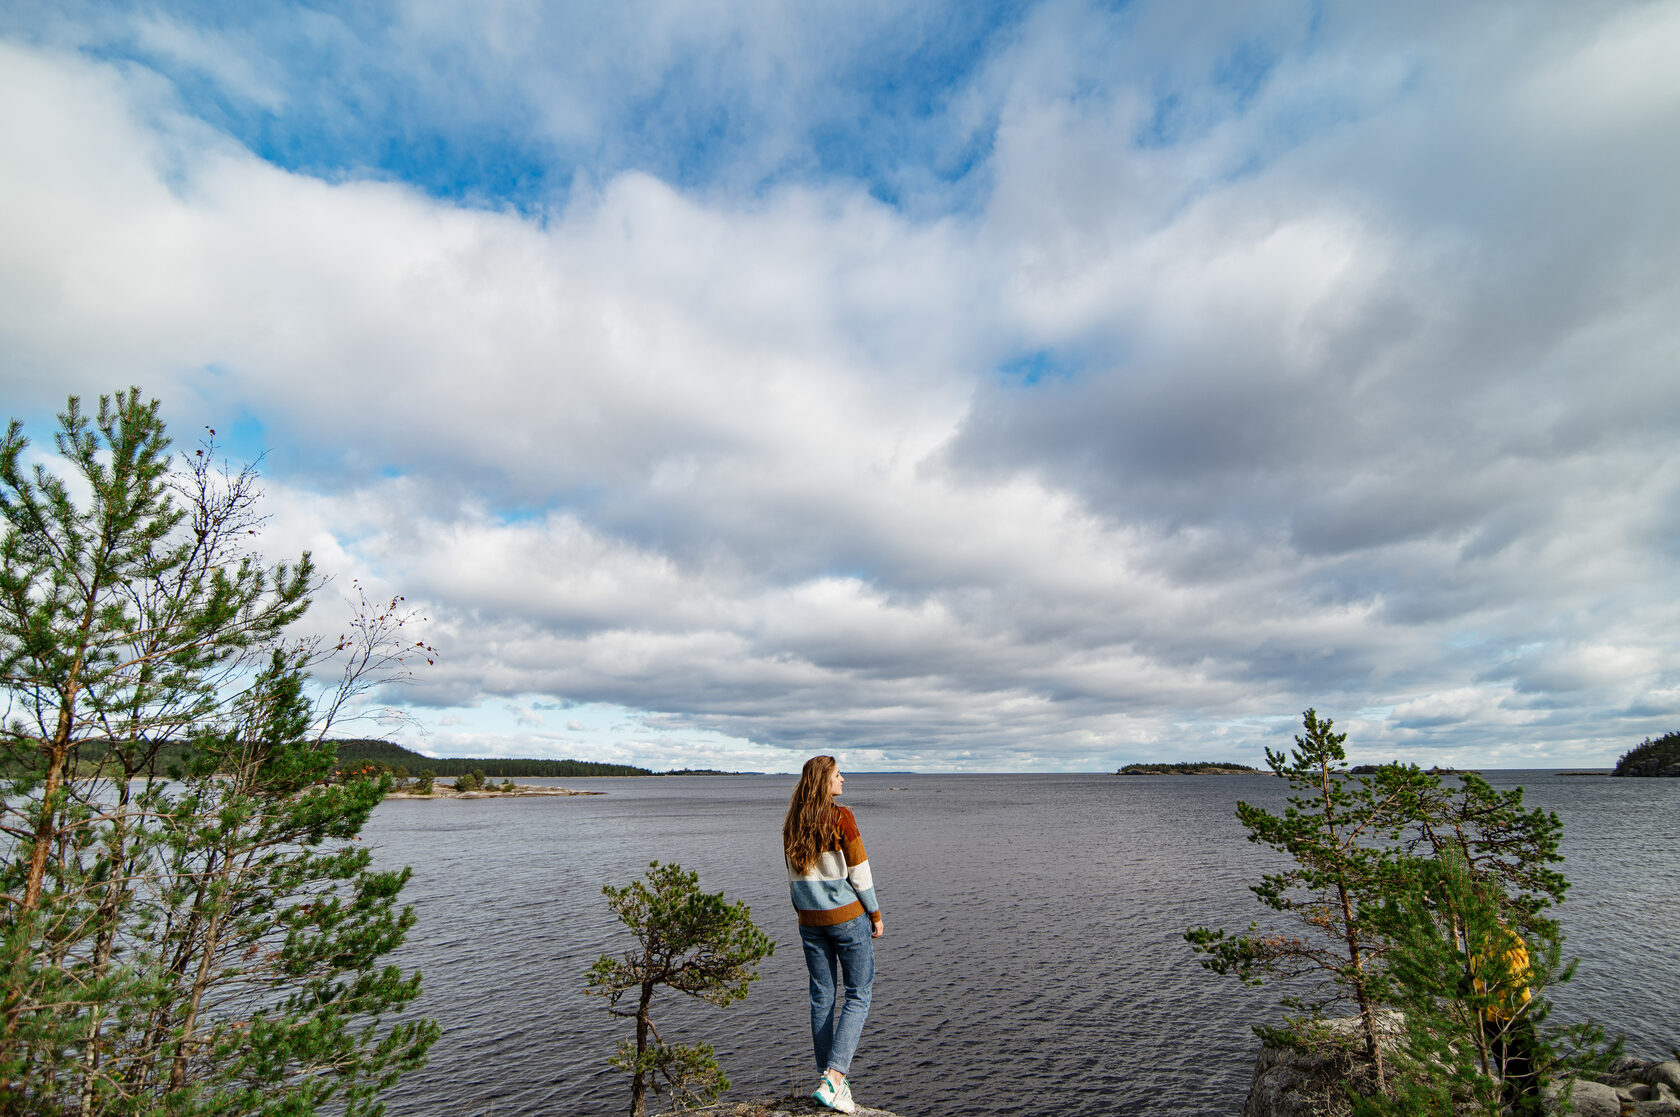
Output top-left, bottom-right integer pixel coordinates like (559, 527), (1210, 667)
(1, 390), (439, 1115)
(587, 862), (774, 1117)
(1186, 708), (1617, 1112)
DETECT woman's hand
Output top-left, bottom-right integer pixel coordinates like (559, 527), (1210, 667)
(870, 916), (884, 939)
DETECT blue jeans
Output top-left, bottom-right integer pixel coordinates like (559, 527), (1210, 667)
(798, 914), (875, 1076)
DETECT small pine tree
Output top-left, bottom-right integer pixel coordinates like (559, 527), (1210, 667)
(1186, 709), (1408, 1085)
(587, 862), (774, 1117)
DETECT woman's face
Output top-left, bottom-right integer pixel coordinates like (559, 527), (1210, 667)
(827, 767), (844, 797)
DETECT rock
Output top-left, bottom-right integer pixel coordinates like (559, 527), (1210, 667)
(1618, 1069), (1680, 1116)
(1586, 1052), (1680, 1112)
(1244, 1062), (1344, 1117)
(1242, 1019), (1680, 1117)
(1607, 1055), (1651, 1081)
(1563, 1079), (1622, 1117)
(1242, 1014), (1403, 1117)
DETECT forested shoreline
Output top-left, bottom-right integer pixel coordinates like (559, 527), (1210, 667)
(1612, 731), (1680, 777)
(1116, 761), (1260, 775)
(329, 739), (658, 778)
(0, 735), (721, 781)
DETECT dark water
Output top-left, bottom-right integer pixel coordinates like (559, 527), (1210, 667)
(361, 772), (1680, 1116)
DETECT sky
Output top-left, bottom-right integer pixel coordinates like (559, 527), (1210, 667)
(2, 1), (1677, 773)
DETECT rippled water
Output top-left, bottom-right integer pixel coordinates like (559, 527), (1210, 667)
(360, 772), (1680, 1117)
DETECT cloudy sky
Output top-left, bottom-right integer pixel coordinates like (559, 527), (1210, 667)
(2, 2), (1677, 772)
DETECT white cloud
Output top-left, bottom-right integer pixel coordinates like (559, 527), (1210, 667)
(3, 5), (1679, 771)
(130, 14), (287, 111)
(1515, 1), (1680, 135)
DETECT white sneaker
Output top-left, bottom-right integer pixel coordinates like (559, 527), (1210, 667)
(812, 1075), (858, 1114)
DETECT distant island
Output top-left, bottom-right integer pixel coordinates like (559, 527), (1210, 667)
(386, 781), (603, 799)
(1612, 730), (1680, 777)
(1117, 761), (1260, 775)
(1113, 761), (1488, 778)
(1348, 763), (1475, 776)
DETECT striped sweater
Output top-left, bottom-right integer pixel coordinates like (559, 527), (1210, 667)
(787, 804), (881, 927)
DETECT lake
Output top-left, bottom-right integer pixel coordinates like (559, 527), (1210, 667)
(362, 771), (1680, 1116)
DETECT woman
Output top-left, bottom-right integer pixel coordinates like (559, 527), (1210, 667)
(783, 756), (883, 1115)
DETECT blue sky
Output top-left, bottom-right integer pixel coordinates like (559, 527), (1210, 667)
(3, 1), (1678, 772)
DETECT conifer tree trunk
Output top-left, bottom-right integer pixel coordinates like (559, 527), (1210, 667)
(1339, 878), (1384, 1086)
(170, 904), (225, 1091)
(23, 709), (76, 912)
(1311, 741), (1386, 1087)
(631, 978), (656, 1117)
(78, 776), (137, 1117)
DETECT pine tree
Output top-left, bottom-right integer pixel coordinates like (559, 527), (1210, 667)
(1351, 769), (1615, 1115)
(1186, 709), (1410, 1085)
(1189, 708), (1619, 1109)
(1356, 847), (1615, 1117)
(0, 390), (437, 1114)
(587, 862), (774, 1117)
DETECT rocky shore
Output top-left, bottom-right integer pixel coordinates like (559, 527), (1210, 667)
(656, 1038), (1680, 1117)
(1244, 1015), (1679, 1116)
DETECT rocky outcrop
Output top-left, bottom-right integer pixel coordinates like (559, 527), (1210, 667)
(1564, 1055), (1680, 1115)
(1242, 1013), (1401, 1117)
(1243, 1017), (1679, 1117)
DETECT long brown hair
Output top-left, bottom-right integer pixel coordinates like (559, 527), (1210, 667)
(783, 755), (842, 873)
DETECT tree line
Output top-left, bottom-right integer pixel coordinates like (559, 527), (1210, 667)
(1611, 730), (1680, 776)
(1116, 760), (1260, 774)
(328, 739), (655, 779)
